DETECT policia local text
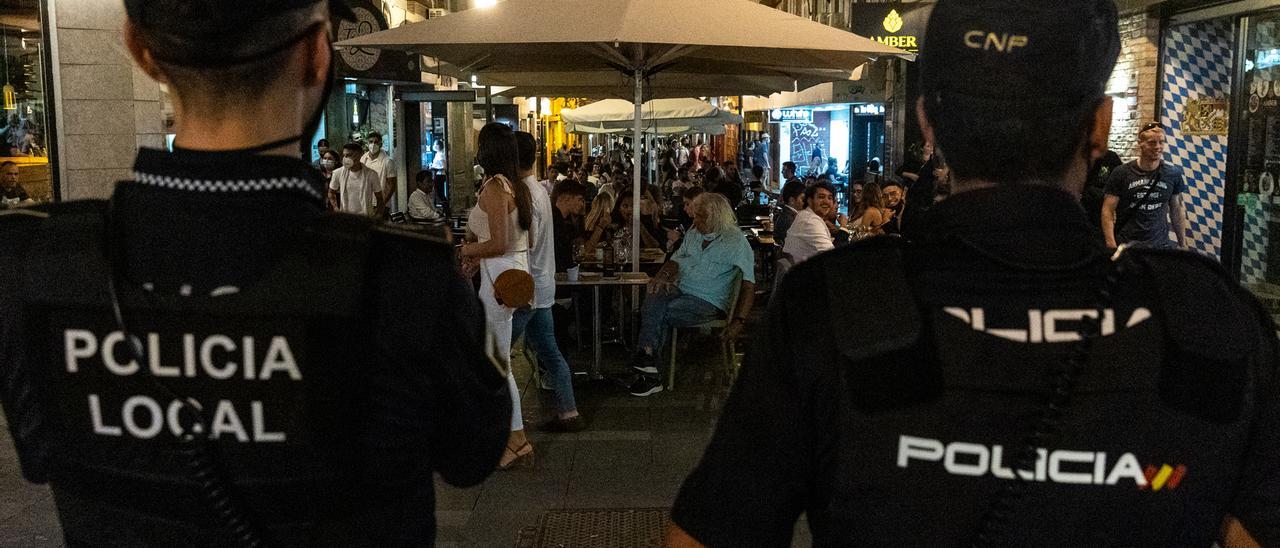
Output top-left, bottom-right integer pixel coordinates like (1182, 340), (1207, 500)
(63, 329), (301, 443)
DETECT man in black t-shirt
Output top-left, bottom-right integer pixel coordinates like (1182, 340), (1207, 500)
(667, 2), (1279, 546)
(0, 161), (30, 208)
(1101, 122), (1188, 250)
(551, 179), (587, 272)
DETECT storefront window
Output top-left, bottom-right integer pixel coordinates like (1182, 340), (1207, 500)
(0, 0), (51, 206)
(1237, 12), (1280, 296)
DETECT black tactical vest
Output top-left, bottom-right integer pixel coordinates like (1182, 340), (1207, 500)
(7, 200), (424, 546)
(815, 238), (1267, 546)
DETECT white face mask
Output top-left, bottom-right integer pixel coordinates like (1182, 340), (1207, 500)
(368, 143), (381, 155)
(342, 158), (355, 169)
(320, 159), (336, 170)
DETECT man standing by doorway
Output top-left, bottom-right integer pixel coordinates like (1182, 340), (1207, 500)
(362, 131), (396, 211)
(1101, 122), (1188, 250)
(330, 141), (386, 217)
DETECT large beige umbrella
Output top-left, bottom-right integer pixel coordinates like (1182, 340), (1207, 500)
(338, 0), (906, 271)
(561, 98), (743, 133)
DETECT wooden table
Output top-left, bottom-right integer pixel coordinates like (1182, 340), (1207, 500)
(556, 273), (651, 379)
(747, 227), (776, 246)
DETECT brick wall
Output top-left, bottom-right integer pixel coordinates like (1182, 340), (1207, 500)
(51, 0), (166, 201)
(1107, 9), (1161, 162)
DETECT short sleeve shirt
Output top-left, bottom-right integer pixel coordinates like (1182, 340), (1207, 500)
(361, 151), (393, 190)
(672, 227), (755, 312)
(1, 184), (28, 207)
(522, 175), (557, 308)
(1104, 161), (1186, 247)
(329, 166), (384, 216)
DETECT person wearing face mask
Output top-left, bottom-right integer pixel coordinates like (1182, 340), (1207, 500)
(0, 1), (510, 546)
(329, 142), (385, 217)
(317, 148), (340, 189)
(361, 131), (396, 211)
(313, 137), (330, 170)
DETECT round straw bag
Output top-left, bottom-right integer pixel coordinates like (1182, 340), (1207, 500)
(493, 269), (534, 309)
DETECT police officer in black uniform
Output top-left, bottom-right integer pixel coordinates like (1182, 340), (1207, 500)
(668, 1), (1280, 546)
(0, 1), (510, 546)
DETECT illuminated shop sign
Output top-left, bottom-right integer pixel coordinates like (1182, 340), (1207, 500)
(851, 2), (932, 53)
(770, 108), (813, 123)
(854, 104), (886, 116)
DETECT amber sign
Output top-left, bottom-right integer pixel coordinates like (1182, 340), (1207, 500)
(1182, 99), (1229, 136)
(851, 2), (932, 53)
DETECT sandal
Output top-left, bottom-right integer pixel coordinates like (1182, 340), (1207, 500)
(498, 441), (535, 470)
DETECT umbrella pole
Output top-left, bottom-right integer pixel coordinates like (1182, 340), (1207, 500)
(632, 69), (643, 274)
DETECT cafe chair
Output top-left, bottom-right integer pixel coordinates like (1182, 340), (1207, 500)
(666, 271), (742, 391)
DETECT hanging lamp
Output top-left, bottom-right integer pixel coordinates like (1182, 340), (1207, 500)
(2, 26), (15, 111)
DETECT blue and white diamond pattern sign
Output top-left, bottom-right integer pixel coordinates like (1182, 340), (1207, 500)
(1160, 20), (1232, 260)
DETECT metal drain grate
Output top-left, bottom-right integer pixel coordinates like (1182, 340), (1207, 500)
(515, 508), (670, 548)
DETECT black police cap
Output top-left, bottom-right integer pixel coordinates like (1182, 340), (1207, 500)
(124, 0), (355, 67)
(920, 0), (1120, 111)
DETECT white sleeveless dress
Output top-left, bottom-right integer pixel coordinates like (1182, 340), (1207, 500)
(467, 175), (530, 431)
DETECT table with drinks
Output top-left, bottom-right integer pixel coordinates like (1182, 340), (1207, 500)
(556, 270), (651, 379)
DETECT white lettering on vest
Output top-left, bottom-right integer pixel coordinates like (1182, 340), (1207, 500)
(944, 307), (1149, 343)
(897, 435), (944, 467)
(242, 336), (256, 380)
(121, 395), (164, 439)
(898, 435), (1153, 488)
(211, 400), (249, 442)
(147, 334), (180, 377)
(64, 329), (97, 373)
(87, 394), (122, 436)
(251, 402), (286, 442)
(101, 332), (139, 375)
(200, 335), (237, 380)
(259, 336), (301, 381)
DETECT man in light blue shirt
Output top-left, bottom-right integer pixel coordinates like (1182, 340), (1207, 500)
(629, 193), (756, 396)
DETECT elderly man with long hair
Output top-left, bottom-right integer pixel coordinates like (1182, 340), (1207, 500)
(627, 193), (756, 396)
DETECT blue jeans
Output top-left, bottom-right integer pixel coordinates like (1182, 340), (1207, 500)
(512, 307), (578, 416)
(636, 288), (723, 359)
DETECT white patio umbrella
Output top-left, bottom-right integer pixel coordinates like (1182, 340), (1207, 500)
(561, 98), (743, 134)
(338, 0), (907, 271)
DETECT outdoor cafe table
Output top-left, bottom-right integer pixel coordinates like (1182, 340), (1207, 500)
(555, 272), (651, 379)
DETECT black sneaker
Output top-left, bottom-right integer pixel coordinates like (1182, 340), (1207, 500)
(628, 375), (664, 397)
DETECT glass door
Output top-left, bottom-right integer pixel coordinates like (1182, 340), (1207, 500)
(1237, 11), (1280, 313)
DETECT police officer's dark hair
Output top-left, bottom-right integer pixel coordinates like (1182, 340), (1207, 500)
(133, 24), (323, 107)
(882, 179), (904, 191)
(682, 186), (705, 201)
(752, 165), (765, 179)
(316, 138), (329, 148)
(551, 179), (587, 204)
(319, 149), (340, 162)
(923, 96), (1104, 186)
(783, 161), (796, 172)
(515, 131), (537, 170)
(415, 170), (431, 185)
(366, 131), (382, 143)
(804, 180), (837, 206)
(341, 142), (363, 155)
(477, 122), (532, 231)
(780, 179), (805, 203)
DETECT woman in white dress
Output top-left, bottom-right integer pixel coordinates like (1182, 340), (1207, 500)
(460, 123), (535, 469)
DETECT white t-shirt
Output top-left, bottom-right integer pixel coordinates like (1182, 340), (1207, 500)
(329, 165), (384, 216)
(781, 207), (834, 265)
(407, 188), (441, 221)
(522, 175), (557, 309)
(361, 150), (393, 191)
